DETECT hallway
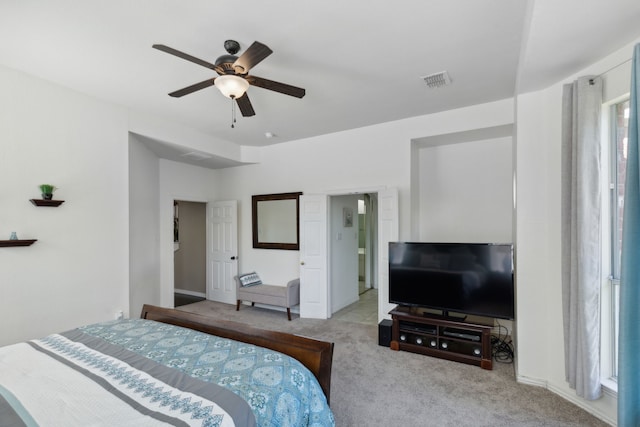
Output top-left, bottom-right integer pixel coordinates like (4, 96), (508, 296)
(332, 288), (378, 325)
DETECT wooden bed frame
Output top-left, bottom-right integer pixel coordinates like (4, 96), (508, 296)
(140, 304), (334, 403)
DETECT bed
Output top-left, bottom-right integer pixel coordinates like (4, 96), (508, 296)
(0, 304), (335, 427)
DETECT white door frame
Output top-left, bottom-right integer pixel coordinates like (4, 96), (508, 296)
(307, 186), (397, 322)
(162, 196), (210, 308)
(376, 187), (399, 321)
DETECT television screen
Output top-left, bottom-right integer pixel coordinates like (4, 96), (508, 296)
(389, 242), (514, 320)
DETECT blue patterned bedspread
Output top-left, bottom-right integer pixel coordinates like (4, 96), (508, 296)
(80, 319), (334, 427)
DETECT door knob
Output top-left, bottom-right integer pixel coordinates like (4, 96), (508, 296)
(300, 261), (305, 265)
(231, 256), (238, 260)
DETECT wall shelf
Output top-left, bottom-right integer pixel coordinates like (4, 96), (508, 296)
(0, 239), (37, 247)
(30, 199), (64, 207)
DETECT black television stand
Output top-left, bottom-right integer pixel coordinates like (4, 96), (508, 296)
(389, 306), (493, 370)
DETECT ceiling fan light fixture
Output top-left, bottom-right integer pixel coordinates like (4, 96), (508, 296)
(214, 75), (249, 99)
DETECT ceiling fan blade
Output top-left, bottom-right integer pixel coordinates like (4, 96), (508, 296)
(153, 44), (218, 70)
(233, 41), (273, 74)
(168, 78), (216, 97)
(246, 75), (306, 98)
(235, 93), (256, 117)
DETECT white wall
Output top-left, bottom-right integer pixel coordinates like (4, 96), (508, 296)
(213, 99), (515, 288)
(515, 37), (640, 426)
(418, 137), (513, 243)
(0, 66), (129, 346)
(129, 135), (161, 317)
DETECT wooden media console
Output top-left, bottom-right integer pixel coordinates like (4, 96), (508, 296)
(389, 306), (493, 370)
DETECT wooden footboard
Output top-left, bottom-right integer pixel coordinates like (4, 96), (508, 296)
(140, 304), (334, 403)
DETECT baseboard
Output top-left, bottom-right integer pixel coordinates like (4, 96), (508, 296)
(174, 289), (206, 298)
(545, 383), (615, 426)
(515, 374), (547, 388)
(516, 374), (616, 426)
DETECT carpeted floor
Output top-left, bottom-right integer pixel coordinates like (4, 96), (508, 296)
(177, 300), (609, 427)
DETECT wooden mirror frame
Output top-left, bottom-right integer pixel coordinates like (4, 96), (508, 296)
(252, 192), (303, 250)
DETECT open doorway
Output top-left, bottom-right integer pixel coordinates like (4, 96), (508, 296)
(358, 195), (378, 295)
(173, 200), (207, 307)
(329, 193), (378, 324)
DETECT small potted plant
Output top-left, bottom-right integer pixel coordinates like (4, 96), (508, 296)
(39, 184), (56, 200)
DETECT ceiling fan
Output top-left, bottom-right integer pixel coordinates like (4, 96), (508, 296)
(152, 40), (305, 119)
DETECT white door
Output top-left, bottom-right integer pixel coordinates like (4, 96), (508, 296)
(299, 194), (328, 318)
(207, 200), (238, 304)
(377, 188), (399, 322)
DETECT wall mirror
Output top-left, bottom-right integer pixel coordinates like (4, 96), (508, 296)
(252, 192), (302, 250)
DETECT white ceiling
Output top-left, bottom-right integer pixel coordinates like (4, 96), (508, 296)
(1, 0), (640, 155)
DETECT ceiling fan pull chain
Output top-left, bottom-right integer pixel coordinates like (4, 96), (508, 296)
(231, 96), (236, 128)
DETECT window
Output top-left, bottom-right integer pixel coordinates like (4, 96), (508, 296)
(605, 98), (629, 382)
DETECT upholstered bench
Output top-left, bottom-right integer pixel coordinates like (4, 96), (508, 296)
(235, 272), (300, 321)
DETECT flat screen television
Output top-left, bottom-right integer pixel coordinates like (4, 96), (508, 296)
(389, 242), (514, 320)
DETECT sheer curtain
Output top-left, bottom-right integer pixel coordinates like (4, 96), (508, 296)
(618, 43), (640, 426)
(560, 75), (603, 400)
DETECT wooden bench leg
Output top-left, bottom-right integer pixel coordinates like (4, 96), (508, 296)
(287, 308), (292, 321)
(236, 300), (241, 311)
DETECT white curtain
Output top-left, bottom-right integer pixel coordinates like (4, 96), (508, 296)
(560, 75), (603, 400)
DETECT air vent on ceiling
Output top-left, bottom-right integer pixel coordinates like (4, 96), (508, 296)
(422, 71), (451, 89)
(181, 151), (212, 161)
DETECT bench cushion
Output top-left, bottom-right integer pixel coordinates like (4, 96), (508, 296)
(239, 284), (288, 298)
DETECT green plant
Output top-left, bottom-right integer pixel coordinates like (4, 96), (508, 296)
(39, 184), (56, 194)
